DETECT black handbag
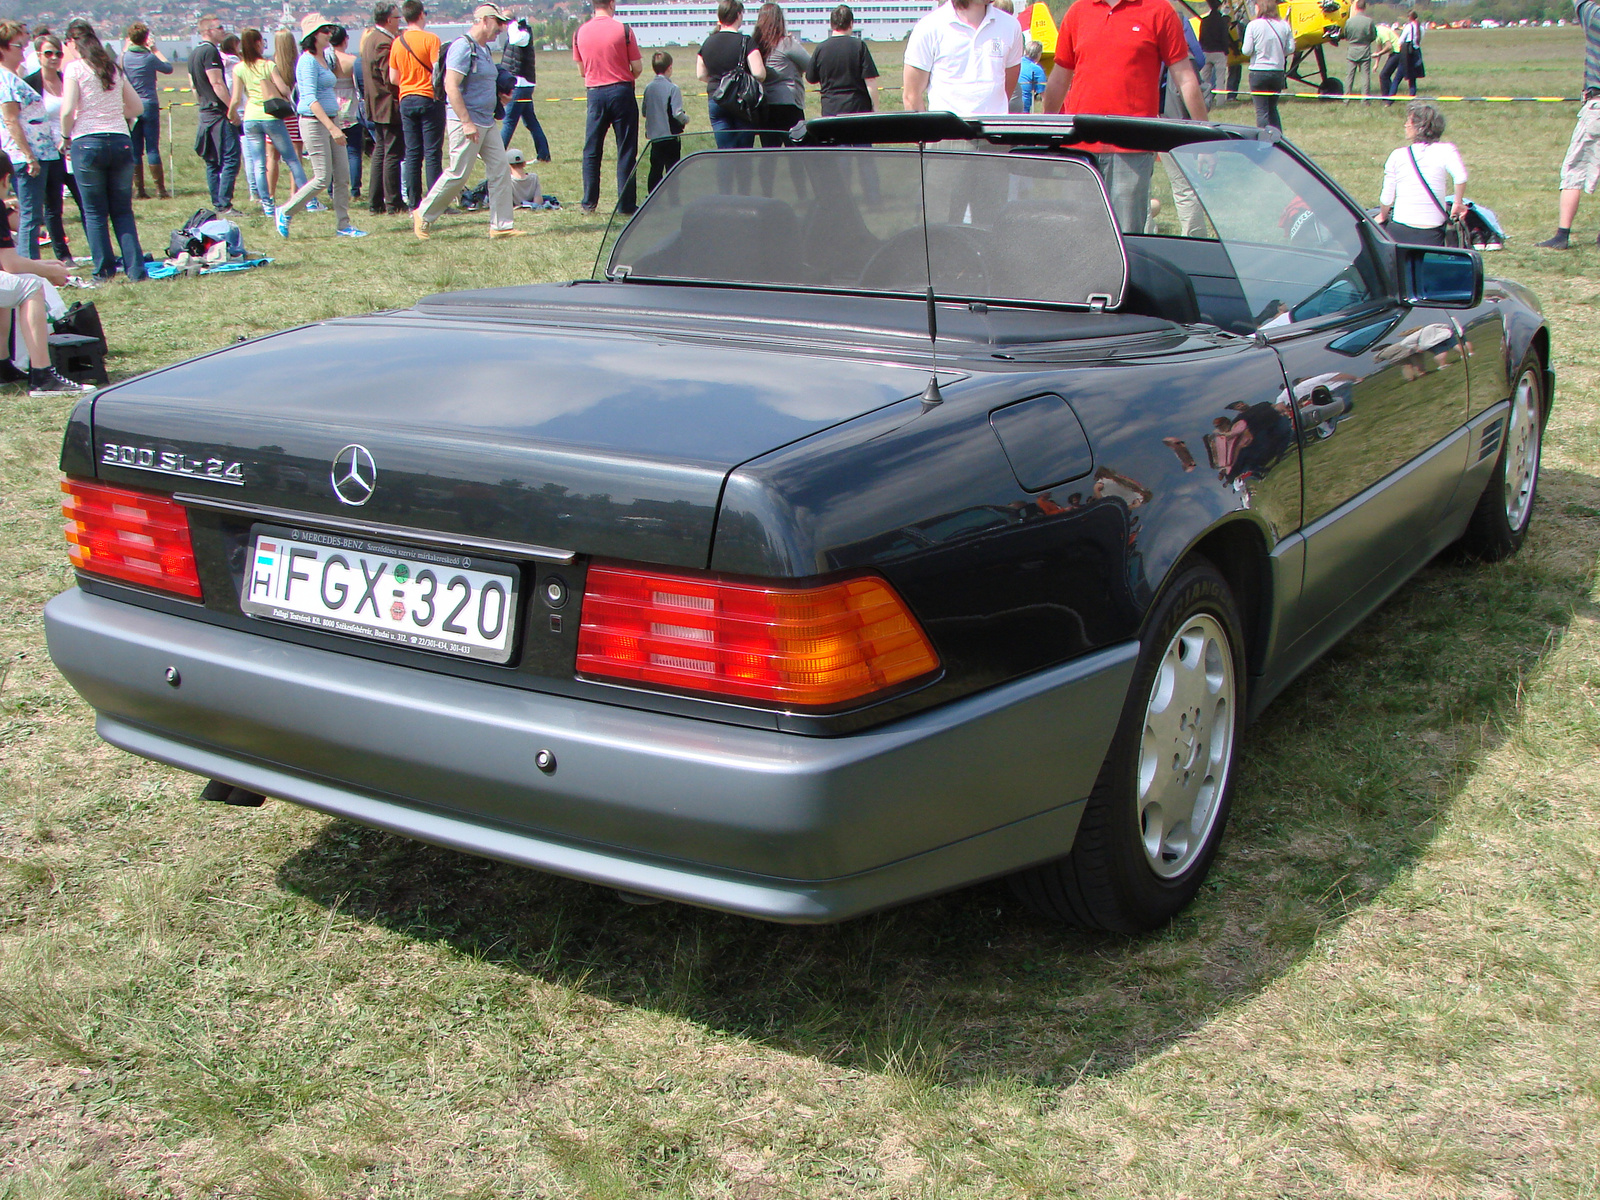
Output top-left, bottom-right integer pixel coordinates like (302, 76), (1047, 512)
(1406, 146), (1465, 247)
(710, 34), (764, 123)
(263, 96), (293, 118)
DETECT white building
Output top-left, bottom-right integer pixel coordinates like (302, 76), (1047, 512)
(615, 1), (936, 47)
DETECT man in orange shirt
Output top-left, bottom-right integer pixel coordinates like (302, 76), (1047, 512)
(389, 0), (444, 208)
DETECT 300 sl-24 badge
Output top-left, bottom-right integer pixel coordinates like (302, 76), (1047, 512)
(99, 441), (245, 486)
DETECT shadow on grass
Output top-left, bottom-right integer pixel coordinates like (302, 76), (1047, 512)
(277, 470), (1600, 1087)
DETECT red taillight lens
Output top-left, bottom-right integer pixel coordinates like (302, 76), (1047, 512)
(577, 564), (940, 708)
(61, 479), (202, 599)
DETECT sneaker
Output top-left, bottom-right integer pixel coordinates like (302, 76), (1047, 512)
(306, 198), (327, 212)
(276, 210), (292, 239)
(488, 228), (528, 238)
(335, 227), (369, 238)
(28, 367), (94, 397)
(216, 206), (244, 219)
(413, 211), (431, 240)
(1535, 233), (1570, 250)
(261, 199), (276, 217)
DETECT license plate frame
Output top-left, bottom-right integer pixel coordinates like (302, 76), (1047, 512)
(240, 524), (522, 664)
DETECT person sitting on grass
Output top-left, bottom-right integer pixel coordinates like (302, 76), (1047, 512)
(0, 157), (92, 396)
(505, 147), (542, 208)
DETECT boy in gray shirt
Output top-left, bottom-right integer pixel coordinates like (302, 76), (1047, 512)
(642, 51), (688, 193)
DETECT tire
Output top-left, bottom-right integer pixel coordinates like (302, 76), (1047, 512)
(1010, 559), (1245, 933)
(1318, 78), (1346, 101)
(1458, 355), (1544, 561)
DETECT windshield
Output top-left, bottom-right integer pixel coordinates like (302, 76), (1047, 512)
(599, 140), (1128, 310)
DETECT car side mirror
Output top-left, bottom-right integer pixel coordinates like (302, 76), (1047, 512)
(1394, 243), (1483, 309)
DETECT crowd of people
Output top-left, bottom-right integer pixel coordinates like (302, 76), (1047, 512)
(4, 0), (1600, 392)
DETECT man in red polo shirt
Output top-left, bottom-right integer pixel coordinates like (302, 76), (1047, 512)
(573, 0), (643, 213)
(1038, 0), (1207, 230)
(1039, 0), (1206, 120)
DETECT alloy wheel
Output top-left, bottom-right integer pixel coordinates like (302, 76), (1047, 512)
(1135, 613), (1236, 879)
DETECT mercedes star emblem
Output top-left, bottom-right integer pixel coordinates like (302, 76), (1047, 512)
(331, 443), (376, 506)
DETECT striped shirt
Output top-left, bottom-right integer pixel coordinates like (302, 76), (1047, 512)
(1580, 0), (1600, 94)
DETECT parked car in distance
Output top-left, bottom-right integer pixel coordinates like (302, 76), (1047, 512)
(46, 113), (1550, 932)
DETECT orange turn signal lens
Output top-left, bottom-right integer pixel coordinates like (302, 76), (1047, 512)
(61, 478), (203, 599)
(577, 563), (939, 708)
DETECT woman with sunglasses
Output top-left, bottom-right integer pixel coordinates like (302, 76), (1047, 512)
(276, 13), (364, 237)
(23, 34), (83, 263)
(0, 19), (65, 260)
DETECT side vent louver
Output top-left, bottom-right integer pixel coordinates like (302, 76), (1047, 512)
(1477, 416), (1505, 464)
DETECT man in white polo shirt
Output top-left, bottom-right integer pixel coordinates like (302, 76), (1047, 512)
(902, 0), (1024, 117)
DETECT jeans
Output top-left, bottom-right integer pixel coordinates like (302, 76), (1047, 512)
(582, 82), (639, 212)
(707, 96), (756, 149)
(242, 118), (308, 204)
(40, 156), (75, 259)
(1250, 69), (1286, 130)
(1380, 51), (1409, 99)
(399, 93), (445, 208)
(418, 121), (515, 229)
(501, 87), (550, 160)
(283, 121), (350, 229)
(129, 97), (162, 164)
(12, 160), (56, 260)
(198, 115), (241, 209)
(71, 133), (146, 281)
(343, 122), (365, 196)
(368, 119), (403, 212)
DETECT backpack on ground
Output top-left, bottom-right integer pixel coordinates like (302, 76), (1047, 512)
(167, 208), (217, 258)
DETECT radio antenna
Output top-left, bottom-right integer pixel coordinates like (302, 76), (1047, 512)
(919, 145), (943, 408)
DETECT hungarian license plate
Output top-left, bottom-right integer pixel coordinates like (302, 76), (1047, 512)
(240, 525), (521, 663)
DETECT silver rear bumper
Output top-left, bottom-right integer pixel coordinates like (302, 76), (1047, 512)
(45, 588), (1136, 922)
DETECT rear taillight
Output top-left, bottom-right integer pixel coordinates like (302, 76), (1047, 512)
(61, 479), (202, 599)
(577, 564), (940, 708)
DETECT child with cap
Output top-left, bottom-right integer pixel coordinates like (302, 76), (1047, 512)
(505, 147), (542, 208)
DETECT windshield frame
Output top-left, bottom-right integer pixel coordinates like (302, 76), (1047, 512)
(593, 137), (1129, 315)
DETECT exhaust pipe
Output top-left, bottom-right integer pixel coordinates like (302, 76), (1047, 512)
(199, 779), (266, 807)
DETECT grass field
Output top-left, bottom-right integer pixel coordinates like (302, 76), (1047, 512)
(3, 25), (1599, 1199)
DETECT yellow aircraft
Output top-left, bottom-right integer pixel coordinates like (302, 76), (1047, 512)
(1184, 0), (1355, 96)
(1023, 0), (1353, 95)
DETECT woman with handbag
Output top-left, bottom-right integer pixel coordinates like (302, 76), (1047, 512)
(1240, 0), (1293, 132)
(276, 14), (364, 239)
(232, 27), (307, 216)
(1376, 100), (1466, 246)
(264, 28), (309, 204)
(696, 0), (767, 150)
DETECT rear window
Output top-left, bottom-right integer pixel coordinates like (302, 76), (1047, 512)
(602, 146), (1128, 310)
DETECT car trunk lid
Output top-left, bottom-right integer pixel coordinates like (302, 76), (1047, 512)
(87, 311), (932, 570)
